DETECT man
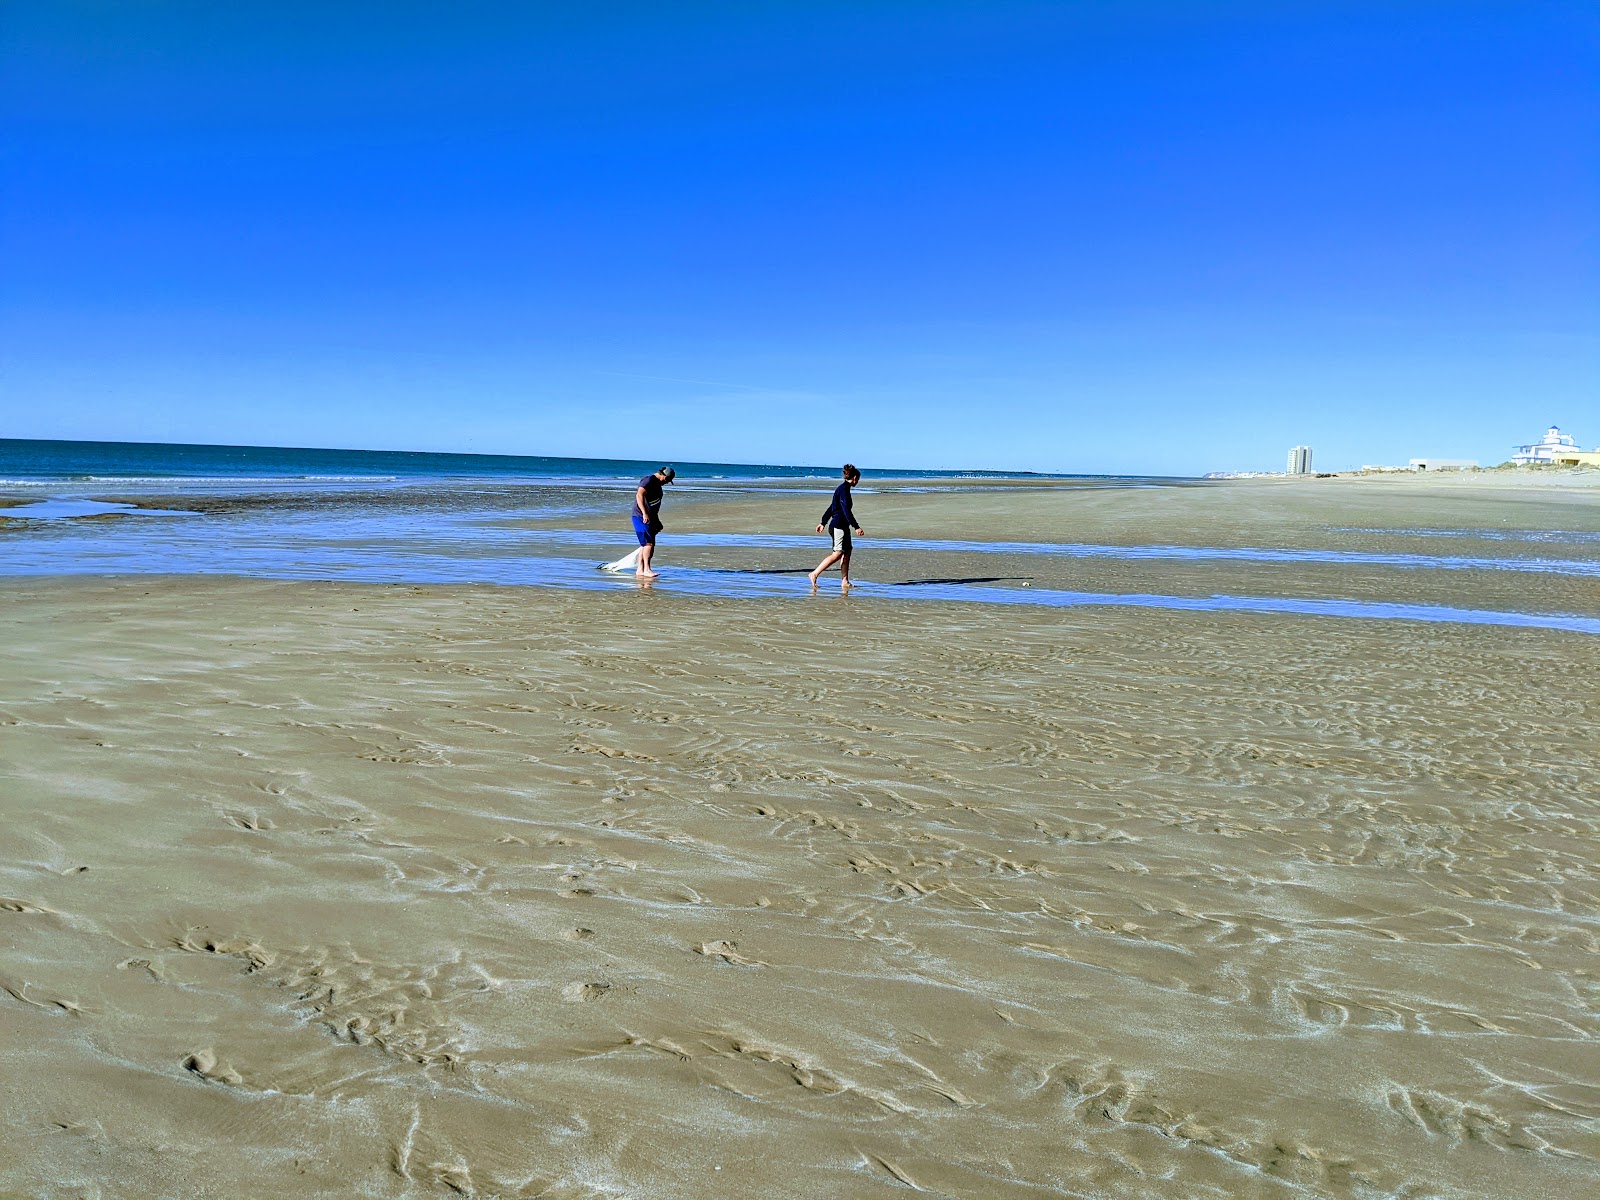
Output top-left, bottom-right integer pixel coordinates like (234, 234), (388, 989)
(631, 466), (675, 578)
(809, 463), (864, 590)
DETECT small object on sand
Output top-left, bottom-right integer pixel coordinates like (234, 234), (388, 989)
(182, 1049), (242, 1085)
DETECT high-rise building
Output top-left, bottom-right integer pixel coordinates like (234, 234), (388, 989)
(1287, 445), (1313, 475)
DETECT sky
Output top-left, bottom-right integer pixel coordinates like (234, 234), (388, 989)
(2, 1), (1596, 475)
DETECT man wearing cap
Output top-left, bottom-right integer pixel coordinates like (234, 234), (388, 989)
(632, 466), (675, 578)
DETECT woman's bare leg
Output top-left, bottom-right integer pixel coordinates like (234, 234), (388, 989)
(809, 550), (842, 587)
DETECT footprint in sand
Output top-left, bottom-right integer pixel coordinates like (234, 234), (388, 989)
(560, 981), (611, 1002)
(222, 810), (274, 831)
(695, 940), (767, 967)
(0, 898), (55, 914)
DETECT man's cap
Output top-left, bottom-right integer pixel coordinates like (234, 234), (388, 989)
(659, 466), (676, 482)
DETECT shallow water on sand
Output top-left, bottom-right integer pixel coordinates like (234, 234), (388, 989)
(2, 497), (201, 519)
(4, 499), (1599, 634)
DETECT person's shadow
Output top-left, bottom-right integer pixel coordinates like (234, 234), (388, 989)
(891, 576), (1033, 586)
(707, 567), (813, 575)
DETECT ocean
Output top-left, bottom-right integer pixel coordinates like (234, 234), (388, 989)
(0, 438), (1047, 488)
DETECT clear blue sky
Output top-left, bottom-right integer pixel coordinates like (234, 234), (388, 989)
(2, 1), (1595, 474)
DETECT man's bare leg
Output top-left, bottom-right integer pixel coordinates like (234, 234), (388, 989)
(636, 540), (658, 578)
(838, 551), (852, 589)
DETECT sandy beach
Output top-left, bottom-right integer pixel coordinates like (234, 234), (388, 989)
(10, 0), (1596, 1190)
(2, 478), (1598, 1199)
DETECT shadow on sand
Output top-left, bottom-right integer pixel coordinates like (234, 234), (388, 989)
(892, 576), (1036, 587)
(706, 567), (816, 575)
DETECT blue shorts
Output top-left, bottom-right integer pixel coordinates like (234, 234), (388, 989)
(632, 514), (656, 546)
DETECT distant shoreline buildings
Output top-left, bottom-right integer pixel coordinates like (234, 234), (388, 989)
(1208, 425), (1599, 478)
(1511, 426), (1595, 466)
(1357, 424), (1597, 473)
(1405, 456), (1477, 472)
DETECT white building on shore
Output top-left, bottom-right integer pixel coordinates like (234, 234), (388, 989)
(1512, 426), (1581, 464)
(1286, 445), (1312, 475)
(1408, 457), (1477, 471)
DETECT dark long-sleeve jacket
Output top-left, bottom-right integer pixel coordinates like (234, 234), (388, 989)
(820, 482), (857, 530)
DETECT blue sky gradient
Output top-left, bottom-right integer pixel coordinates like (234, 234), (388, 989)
(2, 1), (1595, 473)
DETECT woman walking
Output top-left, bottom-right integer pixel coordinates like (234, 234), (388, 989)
(810, 464), (864, 590)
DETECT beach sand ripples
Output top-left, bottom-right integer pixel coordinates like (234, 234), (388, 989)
(2, 575), (1596, 1197)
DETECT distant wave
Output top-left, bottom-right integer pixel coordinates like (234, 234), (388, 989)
(0, 474), (404, 485)
(89, 474), (404, 483)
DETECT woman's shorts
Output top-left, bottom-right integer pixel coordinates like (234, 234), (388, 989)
(831, 526), (852, 553)
(632, 514), (656, 546)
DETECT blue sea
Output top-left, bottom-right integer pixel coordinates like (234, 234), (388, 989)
(0, 438), (1056, 488)
(4, 438), (1598, 635)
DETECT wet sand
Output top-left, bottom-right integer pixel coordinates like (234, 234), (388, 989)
(609, 471), (1600, 547)
(519, 475), (1600, 618)
(2, 482), (1598, 1199)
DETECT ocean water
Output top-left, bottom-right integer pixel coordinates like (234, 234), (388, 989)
(0, 438), (1068, 488)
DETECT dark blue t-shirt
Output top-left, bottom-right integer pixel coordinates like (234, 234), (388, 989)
(636, 474), (664, 520)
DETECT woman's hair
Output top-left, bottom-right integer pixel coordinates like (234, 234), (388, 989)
(842, 463), (859, 480)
